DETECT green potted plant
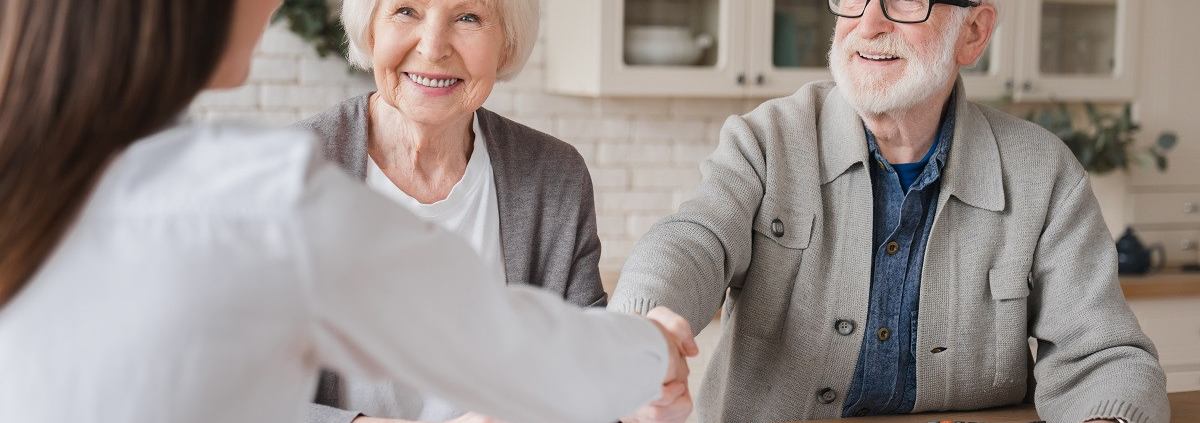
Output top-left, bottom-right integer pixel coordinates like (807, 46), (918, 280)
(1025, 102), (1178, 240)
(1025, 102), (1177, 175)
(272, 0), (350, 61)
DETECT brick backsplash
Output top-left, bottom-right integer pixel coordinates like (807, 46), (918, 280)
(190, 22), (769, 281)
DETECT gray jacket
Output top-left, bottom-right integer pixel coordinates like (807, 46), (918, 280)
(293, 93), (606, 423)
(609, 80), (1168, 423)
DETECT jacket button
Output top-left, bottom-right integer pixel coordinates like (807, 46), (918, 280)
(855, 409), (869, 417)
(771, 218), (785, 237)
(885, 241), (899, 255)
(834, 319), (855, 336)
(816, 387), (837, 404)
(877, 327), (891, 341)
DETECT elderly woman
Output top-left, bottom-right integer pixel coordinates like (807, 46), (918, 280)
(293, 1), (612, 423)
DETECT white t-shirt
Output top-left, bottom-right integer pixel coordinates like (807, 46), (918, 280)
(365, 114), (506, 287)
(358, 114), (506, 421)
(0, 122), (668, 423)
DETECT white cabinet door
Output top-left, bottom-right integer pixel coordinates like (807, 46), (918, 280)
(1010, 0), (1141, 101)
(545, 0), (1141, 101)
(545, 0), (748, 98)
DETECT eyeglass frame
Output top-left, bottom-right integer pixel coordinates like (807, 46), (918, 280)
(827, 0), (982, 24)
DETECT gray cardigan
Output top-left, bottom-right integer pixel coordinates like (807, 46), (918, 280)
(609, 80), (1168, 423)
(292, 93), (606, 423)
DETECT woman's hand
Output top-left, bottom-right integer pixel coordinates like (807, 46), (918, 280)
(625, 306), (700, 423)
(646, 307), (699, 386)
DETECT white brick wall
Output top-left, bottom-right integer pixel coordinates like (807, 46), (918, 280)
(190, 21), (767, 279)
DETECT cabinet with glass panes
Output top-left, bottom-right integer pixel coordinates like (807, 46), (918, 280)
(544, 0), (1140, 101)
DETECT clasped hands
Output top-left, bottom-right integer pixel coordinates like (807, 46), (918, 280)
(622, 306), (700, 423)
(354, 307), (700, 423)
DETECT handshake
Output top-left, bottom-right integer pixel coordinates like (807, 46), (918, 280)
(626, 307), (701, 423)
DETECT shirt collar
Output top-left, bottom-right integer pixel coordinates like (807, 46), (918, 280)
(822, 76), (1006, 212)
(864, 91), (956, 192)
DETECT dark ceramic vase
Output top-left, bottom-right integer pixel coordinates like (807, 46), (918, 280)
(1116, 227), (1166, 275)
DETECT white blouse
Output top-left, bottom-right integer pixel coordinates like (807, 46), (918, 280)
(0, 122), (667, 423)
(361, 113), (506, 421)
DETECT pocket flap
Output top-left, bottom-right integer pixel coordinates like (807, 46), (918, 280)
(754, 205), (814, 250)
(988, 263), (1031, 300)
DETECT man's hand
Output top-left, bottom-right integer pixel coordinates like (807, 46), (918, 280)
(351, 413), (505, 423)
(621, 380), (693, 423)
(445, 412), (505, 423)
(645, 306), (700, 386)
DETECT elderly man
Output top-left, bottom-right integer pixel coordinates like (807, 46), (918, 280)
(610, 1), (1169, 423)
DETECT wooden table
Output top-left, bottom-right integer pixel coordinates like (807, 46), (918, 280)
(793, 390), (1199, 422)
(1120, 269), (1200, 299)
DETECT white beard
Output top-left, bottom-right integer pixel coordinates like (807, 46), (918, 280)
(828, 16), (965, 116)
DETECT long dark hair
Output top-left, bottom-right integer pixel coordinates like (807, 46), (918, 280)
(0, 0), (236, 306)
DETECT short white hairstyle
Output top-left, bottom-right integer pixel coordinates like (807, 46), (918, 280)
(340, 0), (539, 81)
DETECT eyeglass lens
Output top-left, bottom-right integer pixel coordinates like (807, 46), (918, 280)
(829, 0), (933, 23)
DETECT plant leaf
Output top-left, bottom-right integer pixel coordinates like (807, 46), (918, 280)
(1158, 132), (1178, 150)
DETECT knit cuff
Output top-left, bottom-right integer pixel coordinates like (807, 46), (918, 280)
(611, 296), (660, 315)
(1086, 399), (1152, 423)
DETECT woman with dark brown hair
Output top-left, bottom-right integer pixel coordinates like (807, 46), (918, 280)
(0, 1), (697, 422)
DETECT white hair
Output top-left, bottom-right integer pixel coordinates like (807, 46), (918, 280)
(340, 0), (540, 81)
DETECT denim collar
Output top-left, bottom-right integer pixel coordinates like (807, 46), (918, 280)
(864, 92), (956, 192)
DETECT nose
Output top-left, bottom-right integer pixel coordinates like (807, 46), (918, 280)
(855, 0), (896, 39)
(415, 21), (452, 62)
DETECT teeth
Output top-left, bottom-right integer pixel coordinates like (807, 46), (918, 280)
(408, 73), (459, 88)
(859, 52), (898, 60)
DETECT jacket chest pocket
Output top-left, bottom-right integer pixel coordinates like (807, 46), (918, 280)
(989, 262), (1031, 388)
(731, 205), (814, 340)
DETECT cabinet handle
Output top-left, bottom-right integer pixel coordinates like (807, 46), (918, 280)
(1182, 239), (1196, 251)
(736, 74), (746, 85)
(1022, 81), (1033, 92)
(1185, 202), (1197, 214)
(755, 74), (765, 85)
(1004, 79), (1014, 92)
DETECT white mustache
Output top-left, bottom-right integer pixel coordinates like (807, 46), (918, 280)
(838, 33), (916, 59)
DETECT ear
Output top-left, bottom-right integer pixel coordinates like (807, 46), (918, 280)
(956, 4), (997, 67)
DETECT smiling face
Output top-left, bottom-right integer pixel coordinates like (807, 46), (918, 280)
(370, 0), (505, 126)
(828, 2), (968, 115)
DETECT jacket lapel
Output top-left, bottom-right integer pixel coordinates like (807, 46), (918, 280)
(940, 79), (1007, 213)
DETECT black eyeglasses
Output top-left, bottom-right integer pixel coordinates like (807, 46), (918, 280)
(828, 0), (982, 24)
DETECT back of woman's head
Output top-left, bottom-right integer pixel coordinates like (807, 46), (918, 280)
(0, 0), (236, 306)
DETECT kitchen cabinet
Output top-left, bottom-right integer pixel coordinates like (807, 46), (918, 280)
(544, 0), (1141, 101)
(1125, 290), (1200, 393)
(1125, 0), (1200, 270)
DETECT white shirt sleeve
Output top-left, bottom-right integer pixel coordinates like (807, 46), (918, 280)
(293, 161), (669, 423)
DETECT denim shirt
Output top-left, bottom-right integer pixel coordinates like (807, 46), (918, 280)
(842, 101), (956, 417)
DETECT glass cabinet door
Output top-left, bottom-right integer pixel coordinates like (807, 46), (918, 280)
(603, 0), (748, 97)
(1014, 0), (1140, 101)
(1038, 0), (1118, 76)
(746, 0), (834, 97)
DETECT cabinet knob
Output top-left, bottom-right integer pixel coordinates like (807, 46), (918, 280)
(1022, 81), (1033, 92)
(1004, 79), (1014, 92)
(736, 74), (746, 85)
(1185, 202), (1197, 214)
(755, 74), (765, 85)
(1181, 239), (1196, 251)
